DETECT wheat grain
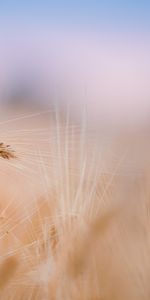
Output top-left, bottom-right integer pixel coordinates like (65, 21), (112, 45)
(0, 143), (16, 159)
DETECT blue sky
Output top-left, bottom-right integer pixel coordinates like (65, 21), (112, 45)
(0, 0), (150, 31)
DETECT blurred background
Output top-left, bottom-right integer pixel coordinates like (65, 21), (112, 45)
(0, 0), (150, 130)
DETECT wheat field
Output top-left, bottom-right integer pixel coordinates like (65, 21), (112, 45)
(0, 108), (150, 299)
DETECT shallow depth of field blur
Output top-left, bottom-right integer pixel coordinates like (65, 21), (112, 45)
(0, 1), (150, 299)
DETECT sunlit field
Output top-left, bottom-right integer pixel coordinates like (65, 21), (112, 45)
(0, 107), (150, 300)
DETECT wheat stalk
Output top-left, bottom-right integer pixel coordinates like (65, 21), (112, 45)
(0, 256), (18, 289)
